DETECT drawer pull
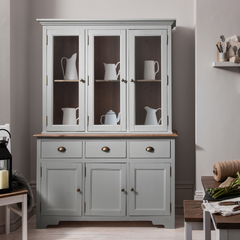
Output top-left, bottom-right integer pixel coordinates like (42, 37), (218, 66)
(58, 146), (66, 152)
(121, 188), (125, 192)
(146, 146), (154, 152)
(131, 188), (134, 192)
(101, 146), (110, 152)
(77, 188), (80, 192)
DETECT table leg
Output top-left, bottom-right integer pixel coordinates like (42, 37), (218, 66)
(216, 229), (228, 240)
(204, 210), (211, 240)
(22, 194), (27, 240)
(5, 205), (10, 235)
(184, 222), (192, 240)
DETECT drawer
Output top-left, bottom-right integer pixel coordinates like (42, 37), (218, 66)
(85, 141), (126, 158)
(41, 140), (83, 158)
(129, 140), (171, 158)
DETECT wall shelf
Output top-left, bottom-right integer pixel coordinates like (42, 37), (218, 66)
(212, 62), (240, 68)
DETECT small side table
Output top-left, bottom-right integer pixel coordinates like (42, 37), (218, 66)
(0, 189), (28, 240)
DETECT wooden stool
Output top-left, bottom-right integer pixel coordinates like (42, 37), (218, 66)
(0, 189), (28, 240)
(184, 200), (203, 240)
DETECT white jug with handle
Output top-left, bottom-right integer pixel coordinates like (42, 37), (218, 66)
(62, 107), (79, 125)
(100, 110), (121, 125)
(61, 53), (78, 80)
(143, 60), (159, 80)
(144, 106), (161, 125)
(104, 62), (120, 80)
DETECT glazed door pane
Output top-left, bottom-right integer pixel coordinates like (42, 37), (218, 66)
(88, 30), (126, 132)
(129, 30), (168, 132)
(46, 29), (85, 132)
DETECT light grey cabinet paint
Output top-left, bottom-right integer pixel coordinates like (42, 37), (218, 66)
(36, 138), (175, 229)
(41, 162), (82, 216)
(129, 162), (170, 215)
(37, 19), (175, 134)
(85, 163), (127, 216)
(36, 19), (176, 230)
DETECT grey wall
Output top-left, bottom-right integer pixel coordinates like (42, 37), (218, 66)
(0, 1), (10, 124)
(10, 0), (30, 179)
(0, 0), (30, 229)
(195, 0), (240, 194)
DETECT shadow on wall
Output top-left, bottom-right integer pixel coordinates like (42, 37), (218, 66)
(171, 26), (195, 213)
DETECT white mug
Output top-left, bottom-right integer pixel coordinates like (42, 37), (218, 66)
(143, 60), (159, 80)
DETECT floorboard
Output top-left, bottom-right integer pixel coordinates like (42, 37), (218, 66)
(0, 215), (216, 240)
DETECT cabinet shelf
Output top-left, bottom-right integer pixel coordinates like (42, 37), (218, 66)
(95, 80), (120, 82)
(136, 79), (161, 82)
(212, 62), (240, 68)
(95, 79), (161, 82)
(54, 80), (79, 82)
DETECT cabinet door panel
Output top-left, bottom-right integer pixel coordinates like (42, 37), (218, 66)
(129, 30), (168, 132)
(45, 28), (85, 132)
(88, 30), (127, 132)
(85, 163), (126, 216)
(129, 163), (170, 215)
(41, 162), (82, 216)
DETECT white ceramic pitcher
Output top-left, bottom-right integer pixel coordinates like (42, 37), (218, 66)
(104, 62), (120, 80)
(62, 107), (79, 125)
(144, 106), (161, 125)
(61, 53), (78, 80)
(143, 60), (159, 80)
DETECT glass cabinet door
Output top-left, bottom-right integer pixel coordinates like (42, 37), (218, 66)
(87, 30), (126, 132)
(45, 29), (85, 132)
(129, 30), (168, 132)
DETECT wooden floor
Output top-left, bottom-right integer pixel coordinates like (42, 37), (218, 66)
(0, 215), (216, 240)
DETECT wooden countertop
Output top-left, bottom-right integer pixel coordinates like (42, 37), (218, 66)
(202, 176), (240, 229)
(34, 130), (178, 138)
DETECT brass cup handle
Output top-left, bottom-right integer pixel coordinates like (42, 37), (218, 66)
(58, 146), (66, 152)
(146, 146), (154, 152)
(131, 188), (134, 192)
(77, 188), (80, 192)
(101, 146), (110, 152)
